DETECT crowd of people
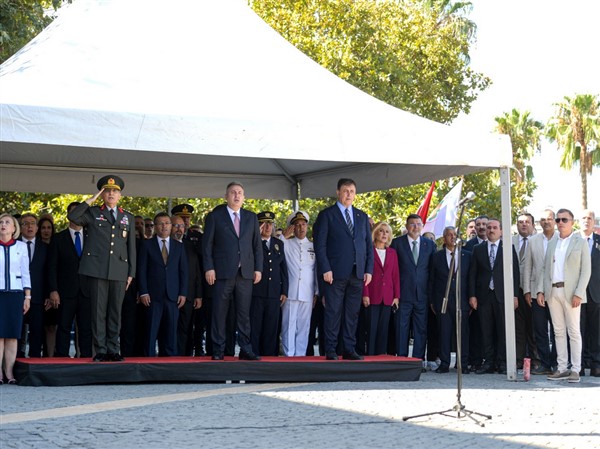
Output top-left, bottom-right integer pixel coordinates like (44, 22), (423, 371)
(0, 175), (598, 385)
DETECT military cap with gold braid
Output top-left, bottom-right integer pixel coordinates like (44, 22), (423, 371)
(171, 204), (194, 217)
(287, 210), (309, 225)
(97, 175), (125, 191)
(257, 211), (275, 223)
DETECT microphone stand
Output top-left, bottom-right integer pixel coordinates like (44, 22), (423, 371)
(403, 198), (492, 427)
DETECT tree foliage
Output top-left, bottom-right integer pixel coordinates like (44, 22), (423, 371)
(0, 0), (61, 63)
(545, 94), (600, 210)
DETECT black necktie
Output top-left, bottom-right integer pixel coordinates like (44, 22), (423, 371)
(110, 209), (116, 223)
(27, 240), (32, 263)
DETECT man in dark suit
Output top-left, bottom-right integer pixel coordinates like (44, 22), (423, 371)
(579, 209), (600, 377)
(313, 178), (373, 360)
(137, 213), (188, 356)
(202, 181), (263, 361)
(48, 202), (92, 358)
(468, 218), (519, 374)
(19, 213), (50, 358)
(429, 226), (470, 373)
(464, 214), (488, 371)
(251, 211), (288, 356)
(171, 214), (203, 356)
(390, 213), (436, 360)
(68, 175), (136, 362)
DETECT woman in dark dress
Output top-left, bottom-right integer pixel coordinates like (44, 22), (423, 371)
(0, 213), (31, 384)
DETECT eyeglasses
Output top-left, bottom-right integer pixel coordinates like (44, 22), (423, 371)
(21, 221), (37, 227)
(145, 224), (154, 228)
(555, 217), (571, 224)
(172, 224), (185, 228)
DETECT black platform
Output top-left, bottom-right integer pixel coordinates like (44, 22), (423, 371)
(14, 356), (422, 386)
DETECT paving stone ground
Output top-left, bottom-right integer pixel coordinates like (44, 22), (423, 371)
(1, 367), (599, 449)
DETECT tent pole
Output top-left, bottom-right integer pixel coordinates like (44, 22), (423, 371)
(500, 167), (517, 381)
(293, 181), (300, 212)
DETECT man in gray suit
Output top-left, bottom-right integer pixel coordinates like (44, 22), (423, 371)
(523, 209), (558, 374)
(68, 175), (136, 362)
(537, 208), (591, 383)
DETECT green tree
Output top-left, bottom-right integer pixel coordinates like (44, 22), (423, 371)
(494, 109), (543, 184)
(0, 0), (61, 64)
(545, 94), (600, 209)
(250, 0), (489, 124)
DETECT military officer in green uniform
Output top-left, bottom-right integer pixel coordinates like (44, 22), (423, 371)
(68, 175), (136, 362)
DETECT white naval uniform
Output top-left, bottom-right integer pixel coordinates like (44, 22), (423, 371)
(281, 236), (318, 356)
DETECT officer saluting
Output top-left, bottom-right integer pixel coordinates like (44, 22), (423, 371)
(68, 175), (136, 362)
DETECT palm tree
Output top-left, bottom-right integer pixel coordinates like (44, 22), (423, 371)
(494, 109), (543, 184)
(546, 94), (600, 209)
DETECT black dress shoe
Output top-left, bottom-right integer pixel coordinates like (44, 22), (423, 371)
(579, 368), (585, 376)
(239, 351), (261, 361)
(93, 353), (107, 362)
(342, 352), (364, 360)
(325, 352), (339, 360)
(590, 368), (600, 377)
(461, 367), (470, 374)
(435, 365), (450, 373)
(211, 353), (224, 361)
(498, 366), (507, 375)
(475, 365), (494, 374)
(531, 365), (553, 375)
(108, 353), (125, 362)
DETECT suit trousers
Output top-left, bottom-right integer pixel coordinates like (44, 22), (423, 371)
(323, 273), (363, 354)
(531, 296), (557, 370)
(25, 303), (44, 358)
(145, 297), (179, 357)
(56, 293), (92, 357)
(250, 295), (280, 356)
(468, 309), (483, 367)
(395, 298), (428, 359)
(547, 286), (582, 373)
(580, 301), (600, 369)
(120, 282), (145, 357)
(177, 299), (195, 356)
(478, 289), (506, 368)
(281, 299), (312, 356)
(435, 300), (469, 368)
(86, 276), (126, 355)
(365, 304), (392, 355)
(515, 288), (539, 366)
(211, 270), (253, 356)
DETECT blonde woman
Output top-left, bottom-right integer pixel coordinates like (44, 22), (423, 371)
(0, 213), (31, 384)
(362, 222), (400, 355)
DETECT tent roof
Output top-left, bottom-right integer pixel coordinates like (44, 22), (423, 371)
(0, 0), (511, 199)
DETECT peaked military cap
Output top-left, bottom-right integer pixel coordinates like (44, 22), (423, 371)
(257, 211), (275, 223)
(97, 175), (124, 191)
(171, 204), (194, 217)
(288, 210), (309, 225)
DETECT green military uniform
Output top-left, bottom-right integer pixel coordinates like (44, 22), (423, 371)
(68, 176), (136, 358)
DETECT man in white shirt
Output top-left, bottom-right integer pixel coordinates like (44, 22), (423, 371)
(281, 211), (318, 356)
(538, 208), (591, 383)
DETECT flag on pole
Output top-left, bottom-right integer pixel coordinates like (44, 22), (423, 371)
(416, 182), (435, 224)
(422, 179), (463, 239)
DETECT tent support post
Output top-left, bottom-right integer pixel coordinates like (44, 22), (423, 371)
(293, 181), (300, 211)
(500, 167), (517, 381)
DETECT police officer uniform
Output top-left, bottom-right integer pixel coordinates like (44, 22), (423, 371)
(68, 175), (136, 361)
(250, 211), (288, 356)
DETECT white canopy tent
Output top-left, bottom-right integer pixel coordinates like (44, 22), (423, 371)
(0, 0), (511, 199)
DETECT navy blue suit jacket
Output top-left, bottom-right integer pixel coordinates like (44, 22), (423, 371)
(429, 247), (471, 311)
(48, 229), (85, 298)
(391, 234), (436, 303)
(468, 240), (519, 302)
(22, 238), (49, 305)
(586, 233), (600, 303)
(137, 237), (188, 302)
(313, 204), (373, 279)
(253, 237), (289, 298)
(202, 204), (262, 280)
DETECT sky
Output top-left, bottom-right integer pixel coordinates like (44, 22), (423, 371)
(452, 0), (599, 218)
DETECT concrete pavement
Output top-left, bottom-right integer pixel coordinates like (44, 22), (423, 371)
(1, 369), (599, 449)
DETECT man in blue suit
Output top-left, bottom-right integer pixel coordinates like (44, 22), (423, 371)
(391, 213), (436, 360)
(203, 182), (263, 360)
(137, 213), (188, 356)
(314, 178), (373, 360)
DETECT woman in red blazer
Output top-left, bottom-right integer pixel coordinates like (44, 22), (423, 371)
(362, 222), (400, 355)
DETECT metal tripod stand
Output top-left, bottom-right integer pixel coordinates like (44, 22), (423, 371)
(402, 199), (492, 427)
